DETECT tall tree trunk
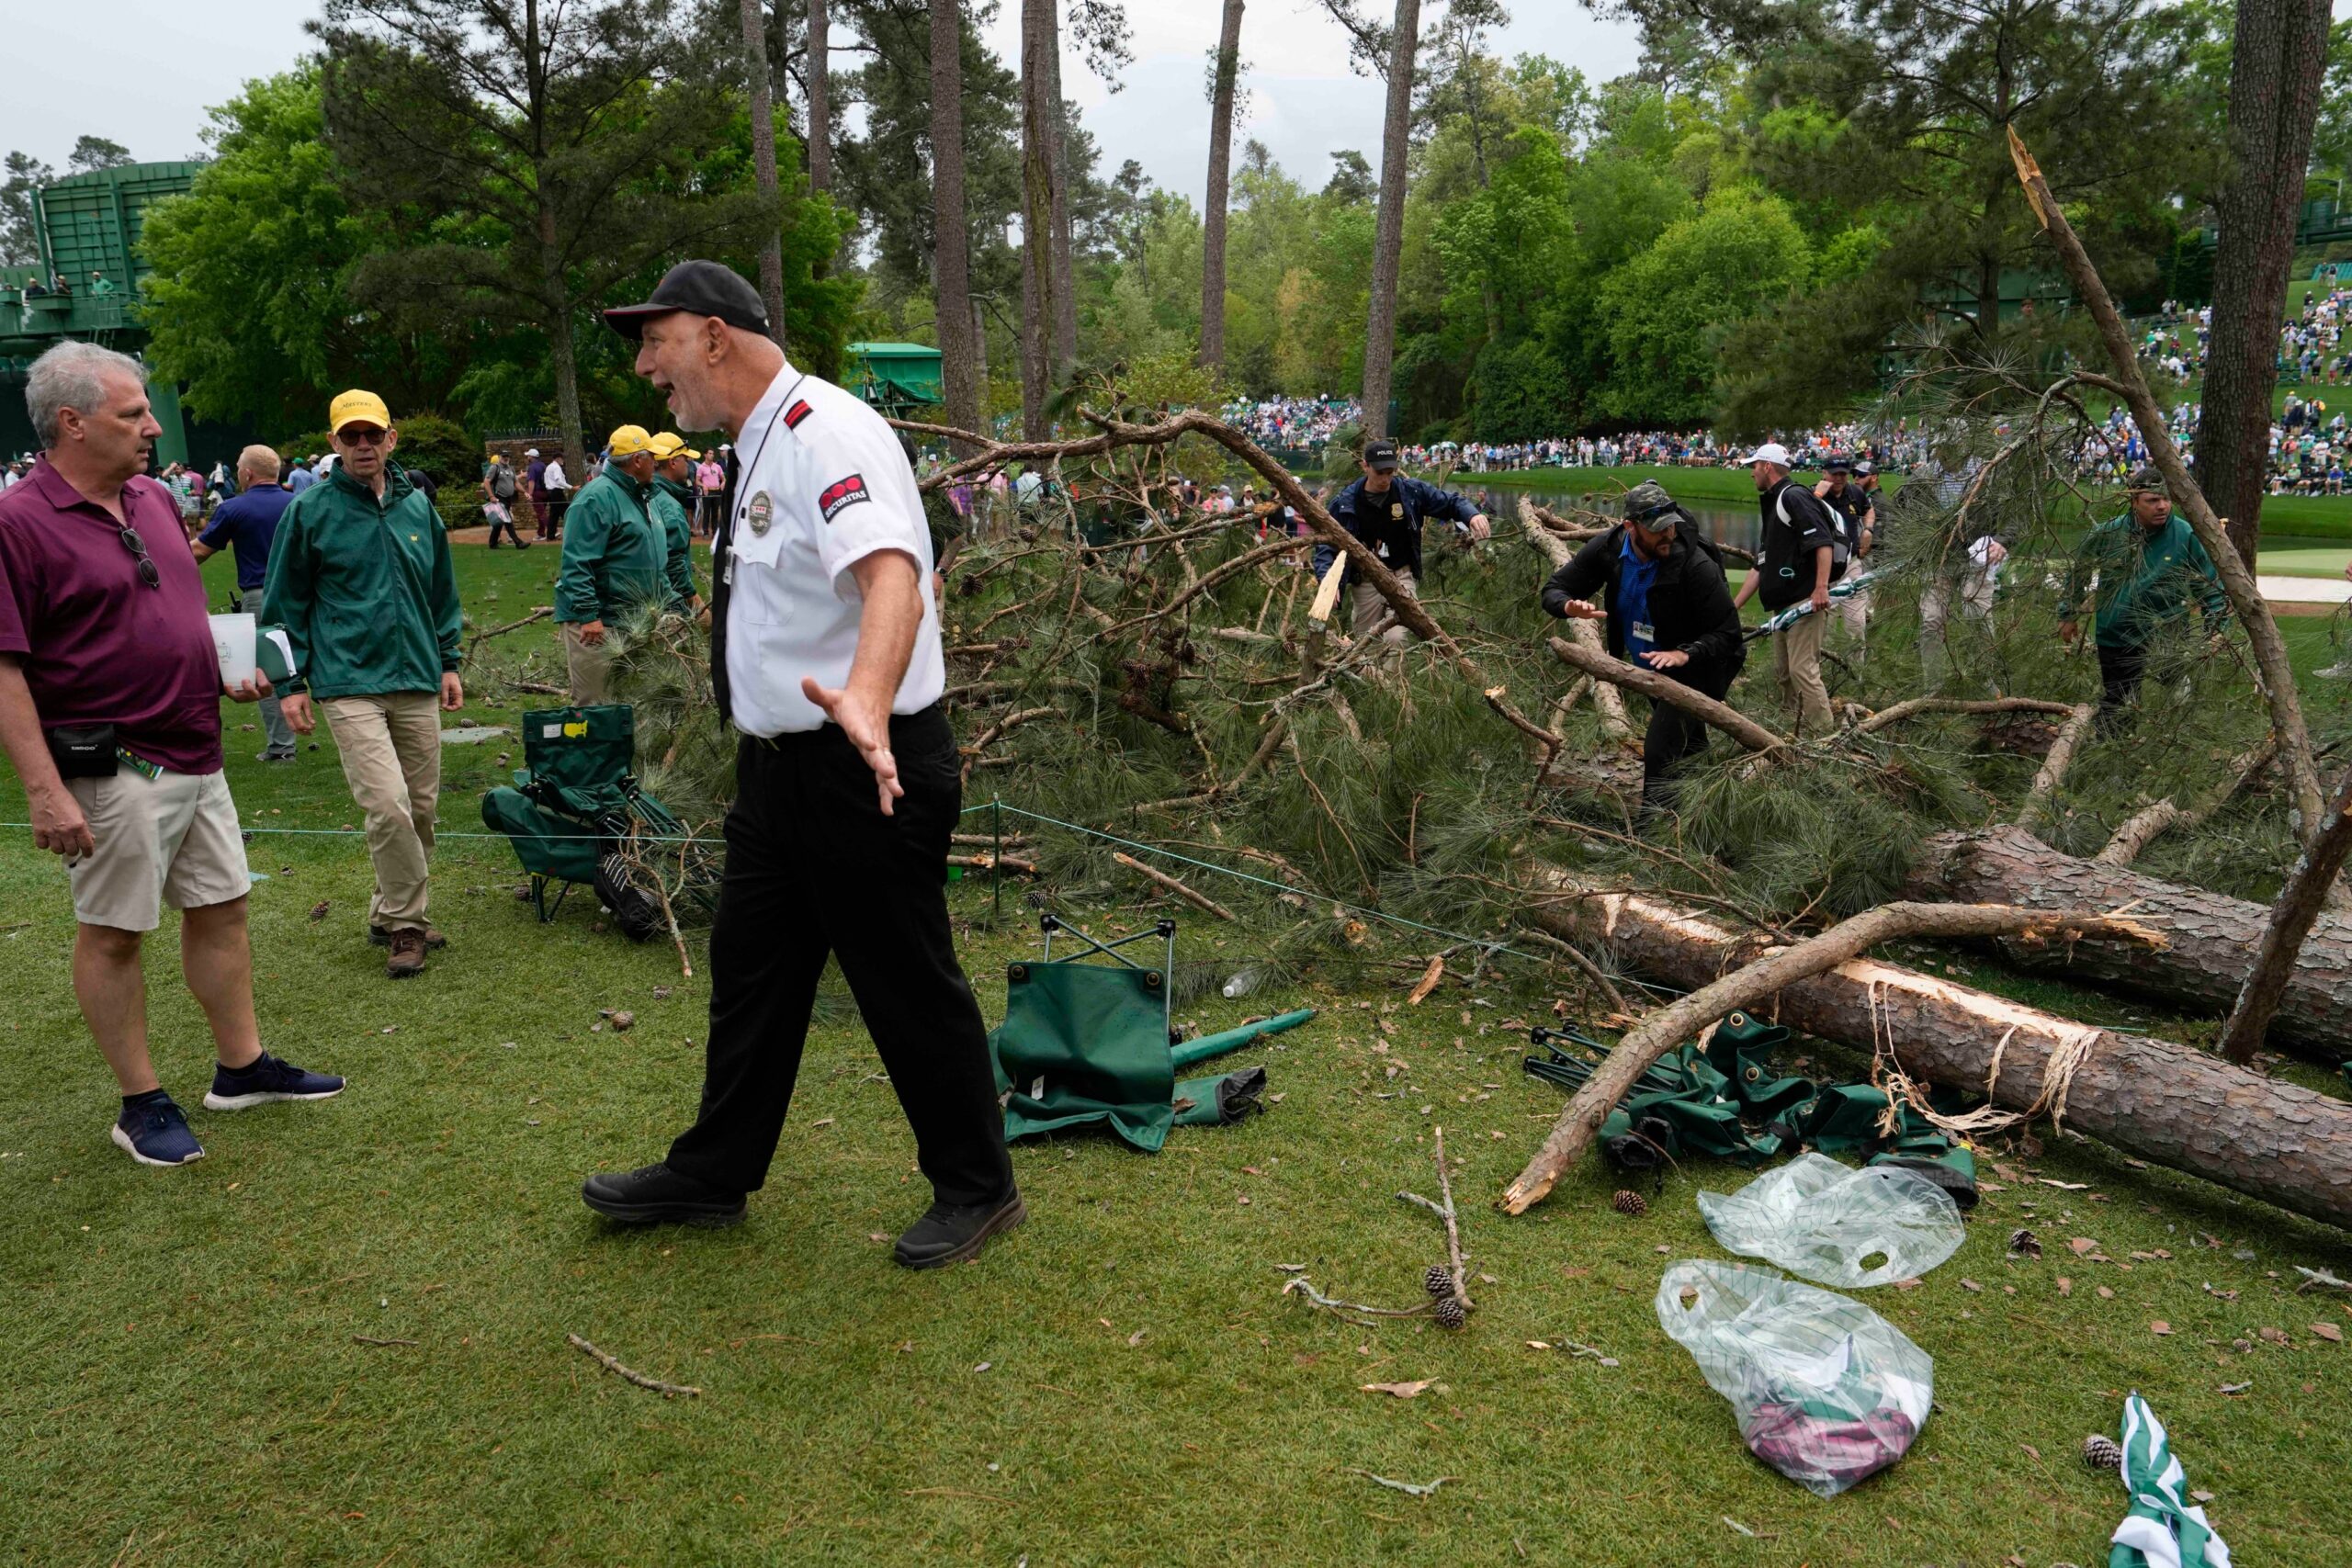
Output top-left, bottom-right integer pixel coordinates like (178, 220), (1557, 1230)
(1198, 0), (1245, 372)
(2200, 0), (2333, 567)
(1019, 0), (1057, 440)
(1046, 9), (1077, 378)
(536, 188), (586, 479)
(1360, 0), (1419, 436)
(806, 0), (831, 193)
(740, 0), (789, 348)
(931, 0), (981, 450)
(2218, 768), (2352, 1063)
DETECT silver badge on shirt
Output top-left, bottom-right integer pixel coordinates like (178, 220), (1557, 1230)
(748, 491), (774, 536)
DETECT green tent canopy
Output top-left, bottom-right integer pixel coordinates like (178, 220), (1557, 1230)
(845, 342), (943, 417)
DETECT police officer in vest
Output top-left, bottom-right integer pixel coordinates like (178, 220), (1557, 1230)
(582, 262), (1021, 1268)
(1312, 438), (1490, 645)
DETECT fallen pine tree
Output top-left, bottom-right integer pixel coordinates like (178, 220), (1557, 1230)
(1505, 868), (2352, 1231)
(1906, 825), (2352, 1062)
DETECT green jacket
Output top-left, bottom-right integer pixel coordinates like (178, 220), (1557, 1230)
(557, 468), (677, 624)
(650, 476), (701, 606)
(265, 463), (460, 700)
(2061, 512), (2228, 649)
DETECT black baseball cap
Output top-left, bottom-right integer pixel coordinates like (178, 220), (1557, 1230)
(603, 260), (769, 340)
(1363, 439), (1399, 471)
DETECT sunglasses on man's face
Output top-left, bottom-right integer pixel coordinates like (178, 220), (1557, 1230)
(116, 522), (160, 588)
(339, 426), (389, 447)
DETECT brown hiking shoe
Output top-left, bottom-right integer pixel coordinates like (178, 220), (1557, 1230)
(385, 928), (428, 979)
(369, 923), (447, 950)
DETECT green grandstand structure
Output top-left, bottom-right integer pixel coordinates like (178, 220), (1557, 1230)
(1, 161), (207, 467)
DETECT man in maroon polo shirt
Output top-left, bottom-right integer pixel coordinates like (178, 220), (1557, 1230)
(0, 342), (346, 1168)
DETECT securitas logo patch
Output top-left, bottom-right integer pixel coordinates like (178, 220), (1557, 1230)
(818, 472), (870, 524)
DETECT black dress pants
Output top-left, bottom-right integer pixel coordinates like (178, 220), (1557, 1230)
(1641, 654), (1738, 815)
(2096, 641), (2149, 736)
(665, 706), (1014, 1205)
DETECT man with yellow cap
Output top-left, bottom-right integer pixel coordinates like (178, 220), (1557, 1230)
(266, 389), (465, 979)
(647, 432), (706, 618)
(555, 424), (688, 703)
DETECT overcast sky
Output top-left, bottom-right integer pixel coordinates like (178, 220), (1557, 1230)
(1, 2), (1643, 209)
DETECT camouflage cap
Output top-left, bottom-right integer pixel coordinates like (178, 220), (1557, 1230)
(1622, 480), (1679, 525)
(2126, 464), (2167, 494)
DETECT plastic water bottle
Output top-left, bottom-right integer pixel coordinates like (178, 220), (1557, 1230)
(1220, 968), (1261, 999)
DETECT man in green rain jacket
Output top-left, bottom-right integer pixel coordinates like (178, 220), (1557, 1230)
(267, 389), (465, 978)
(2059, 464), (2228, 734)
(646, 431), (706, 619)
(557, 424), (691, 703)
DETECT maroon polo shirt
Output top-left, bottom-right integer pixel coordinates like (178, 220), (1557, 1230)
(0, 457), (223, 774)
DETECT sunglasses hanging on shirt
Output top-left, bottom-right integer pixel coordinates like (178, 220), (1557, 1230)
(116, 521), (160, 588)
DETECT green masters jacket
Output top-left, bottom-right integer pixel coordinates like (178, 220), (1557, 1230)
(650, 476), (701, 605)
(2060, 512), (2228, 649)
(557, 468), (680, 625)
(265, 463), (460, 700)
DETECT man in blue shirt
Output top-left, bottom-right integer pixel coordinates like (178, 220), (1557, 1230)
(192, 446), (299, 761)
(1311, 438), (1490, 646)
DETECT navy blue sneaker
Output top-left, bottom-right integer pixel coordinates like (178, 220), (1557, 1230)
(202, 1052), (346, 1111)
(112, 1096), (205, 1168)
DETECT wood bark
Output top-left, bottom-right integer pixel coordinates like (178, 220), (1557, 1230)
(740, 0), (788, 348)
(2220, 771), (2352, 1063)
(1851, 695), (2075, 737)
(1516, 496), (1629, 740)
(2201, 0), (2335, 567)
(1359, 0), (1419, 436)
(1046, 6), (1077, 378)
(2008, 130), (2324, 840)
(930, 0), (983, 450)
(1547, 637), (1783, 756)
(806, 0), (831, 193)
(1907, 824), (2352, 1061)
(1199, 0), (1245, 371)
(1019, 0), (1059, 438)
(1513, 870), (2352, 1231)
(2014, 703), (2094, 832)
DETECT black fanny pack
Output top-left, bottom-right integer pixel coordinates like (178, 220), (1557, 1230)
(46, 724), (118, 779)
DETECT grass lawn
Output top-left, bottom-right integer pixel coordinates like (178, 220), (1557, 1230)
(6, 544), (2352, 1564)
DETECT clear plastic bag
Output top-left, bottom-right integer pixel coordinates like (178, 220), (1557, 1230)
(1656, 1258), (1935, 1497)
(1697, 1152), (1965, 1289)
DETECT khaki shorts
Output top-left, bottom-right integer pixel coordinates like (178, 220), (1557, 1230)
(64, 767), (249, 932)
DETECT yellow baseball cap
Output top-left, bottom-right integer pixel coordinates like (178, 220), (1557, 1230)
(330, 389), (392, 433)
(648, 432), (701, 461)
(607, 424), (656, 457)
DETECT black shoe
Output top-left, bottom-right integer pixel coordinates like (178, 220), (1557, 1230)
(894, 1190), (1026, 1269)
(582, 1161), (746, 1226)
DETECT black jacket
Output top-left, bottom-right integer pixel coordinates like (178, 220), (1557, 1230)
(1542, 523), (1746, 674)
(1756, 478), (1840, 611)
(1313, 474), (1480, 585)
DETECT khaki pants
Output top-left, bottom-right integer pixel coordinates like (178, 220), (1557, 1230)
(1773, 609), (1834, 736)
(564, 623), (612, 704)
(1349, 570), (1416, 646)
(322, 692), (441, 931)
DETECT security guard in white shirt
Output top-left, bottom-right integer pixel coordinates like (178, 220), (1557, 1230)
(583, 262), (1022, 1268)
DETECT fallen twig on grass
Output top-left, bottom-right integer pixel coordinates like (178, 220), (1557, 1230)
(465, 605), (554, 657)
(566, 1333), (702, 1398)
(1396, 1124), (1475, 1325)
(1849, 694), (2077, 737)
(1281, 1276), (1433, 1325)
(1111, 852), (1235, 920)
(1352, 1472), (1458, 1497)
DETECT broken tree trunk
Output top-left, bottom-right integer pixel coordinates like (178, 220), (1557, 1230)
(1547, 637), (1786, 756)
(1517, 496), (1631, 741)
(1907, 824), (2352, 1061)
(1511, 867), (2352, 1230)
(1503, 894), (2163, 1214)
(2219, 769), (2352, 1064)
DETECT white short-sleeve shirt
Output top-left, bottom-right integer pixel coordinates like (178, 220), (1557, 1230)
(721, 364), (944, 736)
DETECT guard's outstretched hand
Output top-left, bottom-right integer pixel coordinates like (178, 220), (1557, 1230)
(802, 676), (904, 817)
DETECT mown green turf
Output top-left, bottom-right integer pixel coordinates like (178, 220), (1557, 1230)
(6, 542), (2352, 1565)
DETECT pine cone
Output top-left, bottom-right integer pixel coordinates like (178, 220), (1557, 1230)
(2009, 1227), (2042, 1258)
(1433, 1295), (1467, 1329)
(1613, 1190), (1648, 1217)
(2083, 1434), (2123, 1472)
(1423, 1264), (1454, 1298)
